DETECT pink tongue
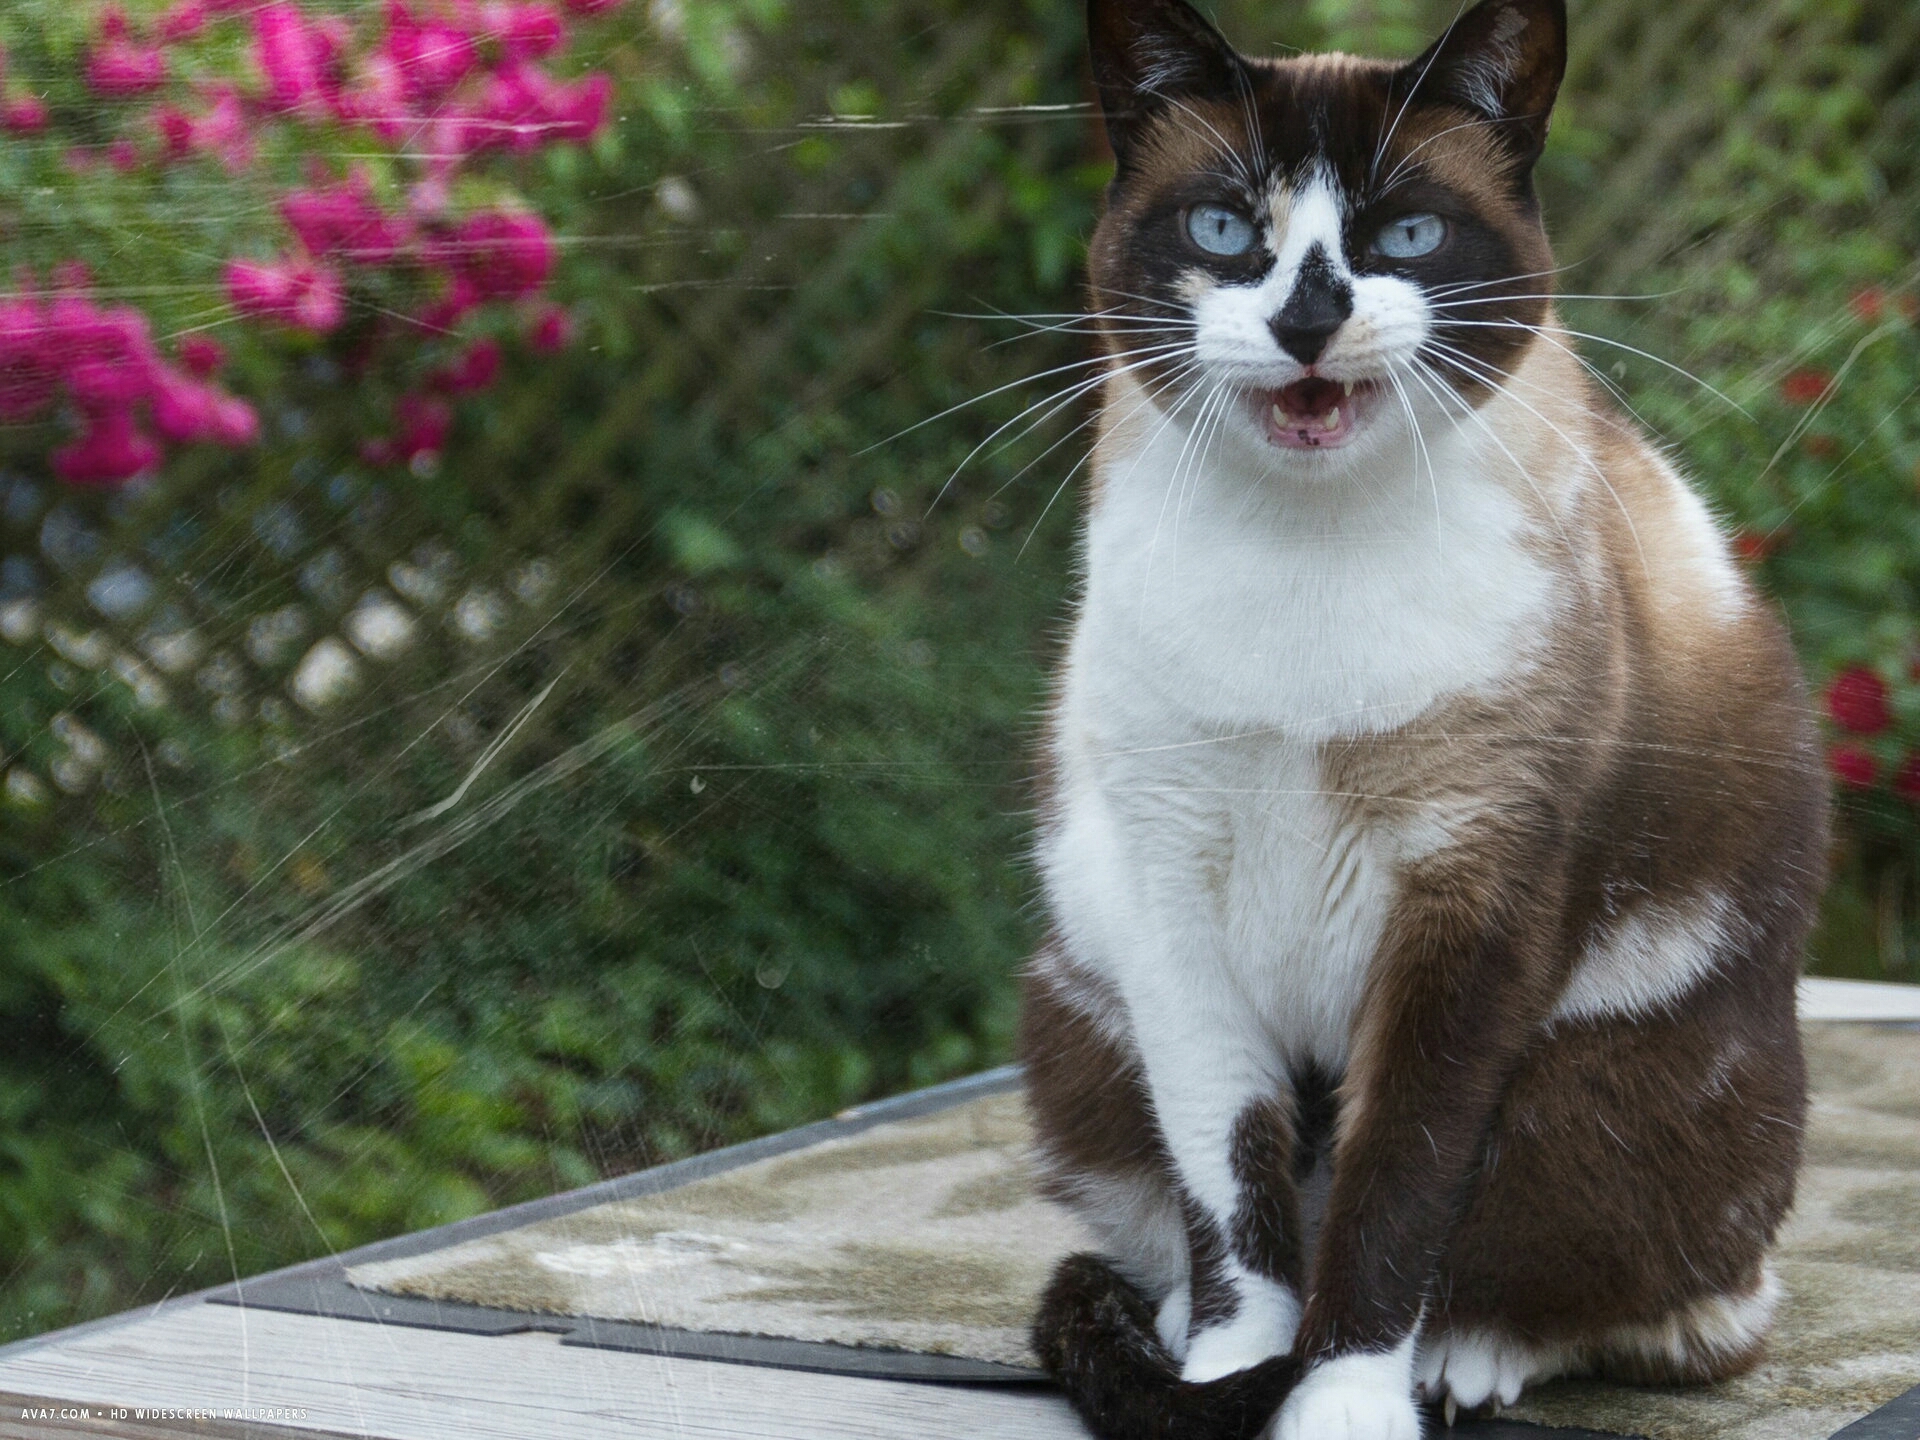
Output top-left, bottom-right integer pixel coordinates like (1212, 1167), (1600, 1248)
(1278, 376), (1342, 417)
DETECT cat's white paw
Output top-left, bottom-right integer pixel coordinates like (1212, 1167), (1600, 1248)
(1269, 1347), (1421, 1440)
(1414, 1327), (1547, 1412)
(1180, 1277), (1301, 1381)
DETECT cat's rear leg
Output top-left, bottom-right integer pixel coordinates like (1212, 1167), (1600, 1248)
(1020, 950), (1191, 1350)
(1416, 1264), (1777, 1416)
(1419, 974), (1801, 1416)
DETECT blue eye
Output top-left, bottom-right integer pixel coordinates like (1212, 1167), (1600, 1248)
(1372, 213), (1447, 259)
(1187, 204), (1257, 257)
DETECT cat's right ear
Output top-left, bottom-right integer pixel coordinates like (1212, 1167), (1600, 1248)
(1087, 0), (1249, 165)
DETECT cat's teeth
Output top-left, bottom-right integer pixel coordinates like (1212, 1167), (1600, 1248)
(1324, 407), (1340, 428)
(1272, 403), (1287, 426)
(1342, 381), (1354, 396)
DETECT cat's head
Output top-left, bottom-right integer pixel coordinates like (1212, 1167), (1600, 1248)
(1085, 0), (1566, 471)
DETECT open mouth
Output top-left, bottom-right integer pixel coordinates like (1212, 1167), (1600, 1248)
(1258, 377), (1377, 450)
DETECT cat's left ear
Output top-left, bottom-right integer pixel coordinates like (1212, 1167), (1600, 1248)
(1395, 0), (1568, 171)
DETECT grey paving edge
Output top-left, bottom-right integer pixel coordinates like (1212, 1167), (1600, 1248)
(1830, 1382), (1920, 1439)
(8, 1061), (1913, 1438)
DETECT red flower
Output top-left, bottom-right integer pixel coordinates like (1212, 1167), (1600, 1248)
(1893, 753), (1920, 804)
(154, 104), (196, 159)
(1802, 433), (1840, 460)
(430, 337), (501, 394)
(1850, 287), (1885, 325)
(526, 301), (573, 353)
(1731, 528), (1782, 563)
(177, 335), (227, 376)
(1826, 666), (1892, 735)
(364, 393), (452, 466)
(1828, 744), (1877, 791)
(1780, 369), (1831, 405)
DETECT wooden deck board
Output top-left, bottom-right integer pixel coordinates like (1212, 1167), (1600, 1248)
(0, 1304), (1088, 1440)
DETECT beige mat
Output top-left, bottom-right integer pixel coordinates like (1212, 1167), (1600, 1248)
(350, 1025), (1920, 1439)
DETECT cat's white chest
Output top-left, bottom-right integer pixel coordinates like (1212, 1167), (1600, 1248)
(1044, 412), (1557, 1067)
(1076, 414), (1555, 738)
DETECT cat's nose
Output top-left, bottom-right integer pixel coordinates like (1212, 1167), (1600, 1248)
(1270, 247), (1354, 366)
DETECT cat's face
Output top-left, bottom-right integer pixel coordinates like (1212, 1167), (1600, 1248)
(1086, 0), (1567, 473)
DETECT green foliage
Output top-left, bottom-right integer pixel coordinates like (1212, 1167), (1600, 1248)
(0, 0), (1916, 1349)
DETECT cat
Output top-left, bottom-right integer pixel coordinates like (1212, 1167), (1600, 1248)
(1019, 2), (1830, 1438)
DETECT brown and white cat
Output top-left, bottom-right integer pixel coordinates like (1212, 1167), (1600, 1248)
(1021, 2), (1829, 1437)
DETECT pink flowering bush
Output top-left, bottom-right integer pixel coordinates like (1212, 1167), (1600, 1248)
(0, 0), (621, 488)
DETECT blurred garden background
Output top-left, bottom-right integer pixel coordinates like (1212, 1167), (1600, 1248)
(0, 0), (1915, 1345)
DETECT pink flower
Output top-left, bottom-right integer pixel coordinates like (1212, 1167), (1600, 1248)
(0, 293), (57, 421)
(562, 0), (624, 13)
(333, 53), (410, 141)
(447, 210), (556, 300)
(548, 72), (611, 142)
(526, 301), (573, 353)
(149, 369), (254, 446)
(86, 9), (168, 97)
(253, 2), (334, 114)
(225, 257), (347, 334)
(191, 86), (256, 170)
(108, 138), (141, 172)
(177, 334), (227, 376)
(149, 370), (221, 441)
(1826, 666), (1892, 735)
(1, 95), (49, 134)
(43, 296), (158, 377)
(52, 411), (162, 487)
(430, 337), (501, 394)
(497, 3), (565, 61)
(211, 393), (260, 445)
(384, 2), (479, 102)
(416, 273), (481, 331)
(465, 66), (610, 151)
(158, 0), (210, 42)
(67, 356), (156, 410)
(281, 180), (410, 265)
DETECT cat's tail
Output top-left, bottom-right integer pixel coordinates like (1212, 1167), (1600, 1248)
(1031, 1253), (1302, 1440)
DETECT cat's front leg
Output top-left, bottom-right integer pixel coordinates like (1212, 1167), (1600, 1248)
(1273, 856), (1563, 1440)
(1112, 930), (1309, 1382)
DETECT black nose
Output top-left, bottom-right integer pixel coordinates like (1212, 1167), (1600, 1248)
(1270, 246), (1353, 366)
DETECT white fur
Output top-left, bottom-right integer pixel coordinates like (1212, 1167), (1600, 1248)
(1415, 1326), (1563, 1409)
(1270, 1336), (1420, 1440)
(1554, 890), (1734, 1024)
(1183, 1272), (1303, 1382)
(1414, 1265), (1779, 1412)
(1595, 1264), (1780, 1372)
